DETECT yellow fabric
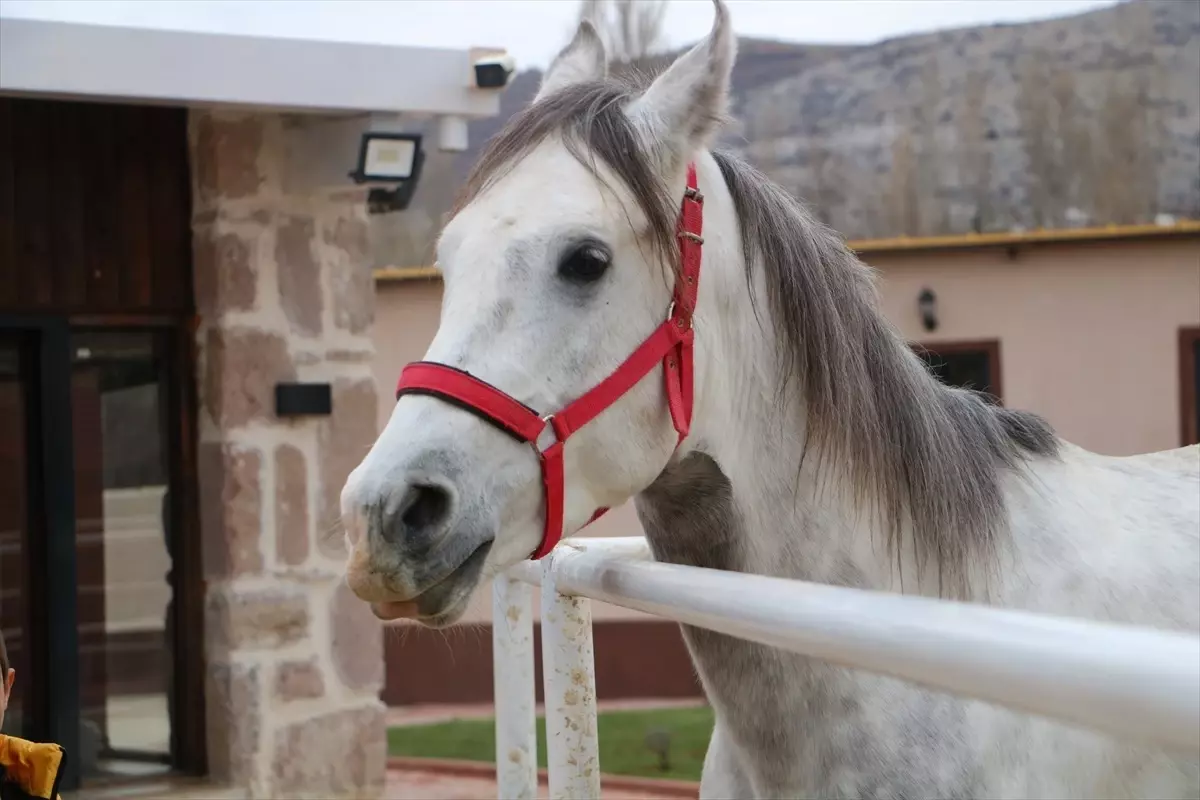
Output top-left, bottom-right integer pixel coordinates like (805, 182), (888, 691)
(0, 735), (64, 800)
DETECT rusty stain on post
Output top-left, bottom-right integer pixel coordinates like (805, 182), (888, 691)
(493, 576), (537, 799)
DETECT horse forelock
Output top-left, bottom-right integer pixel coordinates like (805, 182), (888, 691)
(449, 71), (1060, 599)
(451, 75), (681, 277)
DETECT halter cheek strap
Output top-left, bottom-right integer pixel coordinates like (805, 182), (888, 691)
(395, 162), (705, 559)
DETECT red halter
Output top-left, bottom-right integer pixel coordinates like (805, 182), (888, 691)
(395, 163), (704, 559)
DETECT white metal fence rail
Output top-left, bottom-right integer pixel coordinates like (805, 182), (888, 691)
(492, 536), (1200, 799)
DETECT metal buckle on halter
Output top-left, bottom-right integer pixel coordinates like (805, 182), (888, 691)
(666, 301), (693, 333)
(684, 187), (704, 204)
(532, 413), (560, 455)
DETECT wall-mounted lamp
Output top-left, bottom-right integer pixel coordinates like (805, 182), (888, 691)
(917, 287), (938, 332)
(349, 131), (425, 215)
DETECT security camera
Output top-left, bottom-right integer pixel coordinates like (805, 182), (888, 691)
(474, 53), (516, 89)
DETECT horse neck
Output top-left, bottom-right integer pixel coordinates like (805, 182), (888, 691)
(662, 336), (910, 590)
(638, 154), (952, 593)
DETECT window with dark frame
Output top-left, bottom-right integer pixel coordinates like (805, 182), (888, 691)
(911, 340), (1003, 405)
(1181, 327), (1200, 447)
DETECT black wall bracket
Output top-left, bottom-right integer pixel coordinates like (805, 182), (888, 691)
(275, 382), (332, 417)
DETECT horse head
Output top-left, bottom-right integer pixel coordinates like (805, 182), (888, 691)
(340, 0), (738, 626)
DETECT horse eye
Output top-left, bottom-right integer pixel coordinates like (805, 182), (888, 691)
(557, 243), (611, 283)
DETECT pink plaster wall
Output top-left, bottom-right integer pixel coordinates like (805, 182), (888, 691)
(865, 237), (1200, 456)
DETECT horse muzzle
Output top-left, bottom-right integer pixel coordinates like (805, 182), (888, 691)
(341, 467), (497, 627)
(347, 535), (494, 627)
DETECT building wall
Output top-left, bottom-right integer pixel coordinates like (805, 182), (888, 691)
(190, 109), (386, 797)
(371, 235), (1200, 635)
(864, 237), (1200, 457)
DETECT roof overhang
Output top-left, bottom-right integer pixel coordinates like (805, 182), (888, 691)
(849, 220), (1200, 256)
(0, 17), (507, 117)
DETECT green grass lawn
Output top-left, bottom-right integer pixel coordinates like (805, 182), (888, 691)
(388, 705), (714, 782)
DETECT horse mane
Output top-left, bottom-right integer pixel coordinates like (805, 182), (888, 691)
(452, 74), (1060, 598)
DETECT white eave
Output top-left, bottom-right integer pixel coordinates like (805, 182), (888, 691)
(0, 17), (506, 117)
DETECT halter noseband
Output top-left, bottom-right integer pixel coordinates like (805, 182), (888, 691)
(395, 163), (704, 559)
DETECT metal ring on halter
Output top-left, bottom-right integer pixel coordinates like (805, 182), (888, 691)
(531, 413), (559, 455)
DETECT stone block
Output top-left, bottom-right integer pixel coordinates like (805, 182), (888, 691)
(203, 326), (296, 429)
(324, 214), (375, 335)
(193, 227), (256, 316)
(274, 444), (310, 567)
(276, 213), (324, 337)
(192, 113), (265, 206)
(317, 379), (378, 559)
(270, 704), (387, 798)
(207, 585), (310, 651)
(325, 349), (373, 363)
(206, 661), (261, 787)
(199, 443), (263, 580)
(324, 213), (369, 262)
(330, 582), (383, 692)
(274, 659), (326, 702)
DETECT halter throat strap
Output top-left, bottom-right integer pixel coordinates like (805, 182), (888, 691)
(395, 162), (705, 559)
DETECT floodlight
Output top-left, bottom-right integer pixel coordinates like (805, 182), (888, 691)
(351, 132), (422, 183)
(349, 132), (425, 214)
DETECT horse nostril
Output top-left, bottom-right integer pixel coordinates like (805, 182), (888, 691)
(397, 483), (452, 534)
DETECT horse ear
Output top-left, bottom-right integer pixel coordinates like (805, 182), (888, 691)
(627, 0), (736, 172)
(535, 20), (608, 102)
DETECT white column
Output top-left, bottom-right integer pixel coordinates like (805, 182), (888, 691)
(540, 552), (601, 799)
(493, 575), (538, 800)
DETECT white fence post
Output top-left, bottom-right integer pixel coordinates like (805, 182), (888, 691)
(540, 551), (601, 799)
(493, 576), (537, 800)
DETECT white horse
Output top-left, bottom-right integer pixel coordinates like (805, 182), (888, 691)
(341, 2), (1200, 796)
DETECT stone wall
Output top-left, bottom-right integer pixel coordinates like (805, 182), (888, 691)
(189, 109), (385, 799)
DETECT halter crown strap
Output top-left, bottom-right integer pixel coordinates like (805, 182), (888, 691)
(395, 163), (704, 559)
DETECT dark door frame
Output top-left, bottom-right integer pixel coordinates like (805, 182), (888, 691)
(0, 314), (206, 789)
(1181, 326), (1200, 447)
(0, 315), (80, 788)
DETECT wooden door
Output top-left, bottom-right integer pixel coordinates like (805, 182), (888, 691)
(0, 95), (201, 785)
(0, 339), (30, 733)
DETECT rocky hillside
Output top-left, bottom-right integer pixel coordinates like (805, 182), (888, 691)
(737, 0), (1199, 239)
(373, 0), (1200, 265)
